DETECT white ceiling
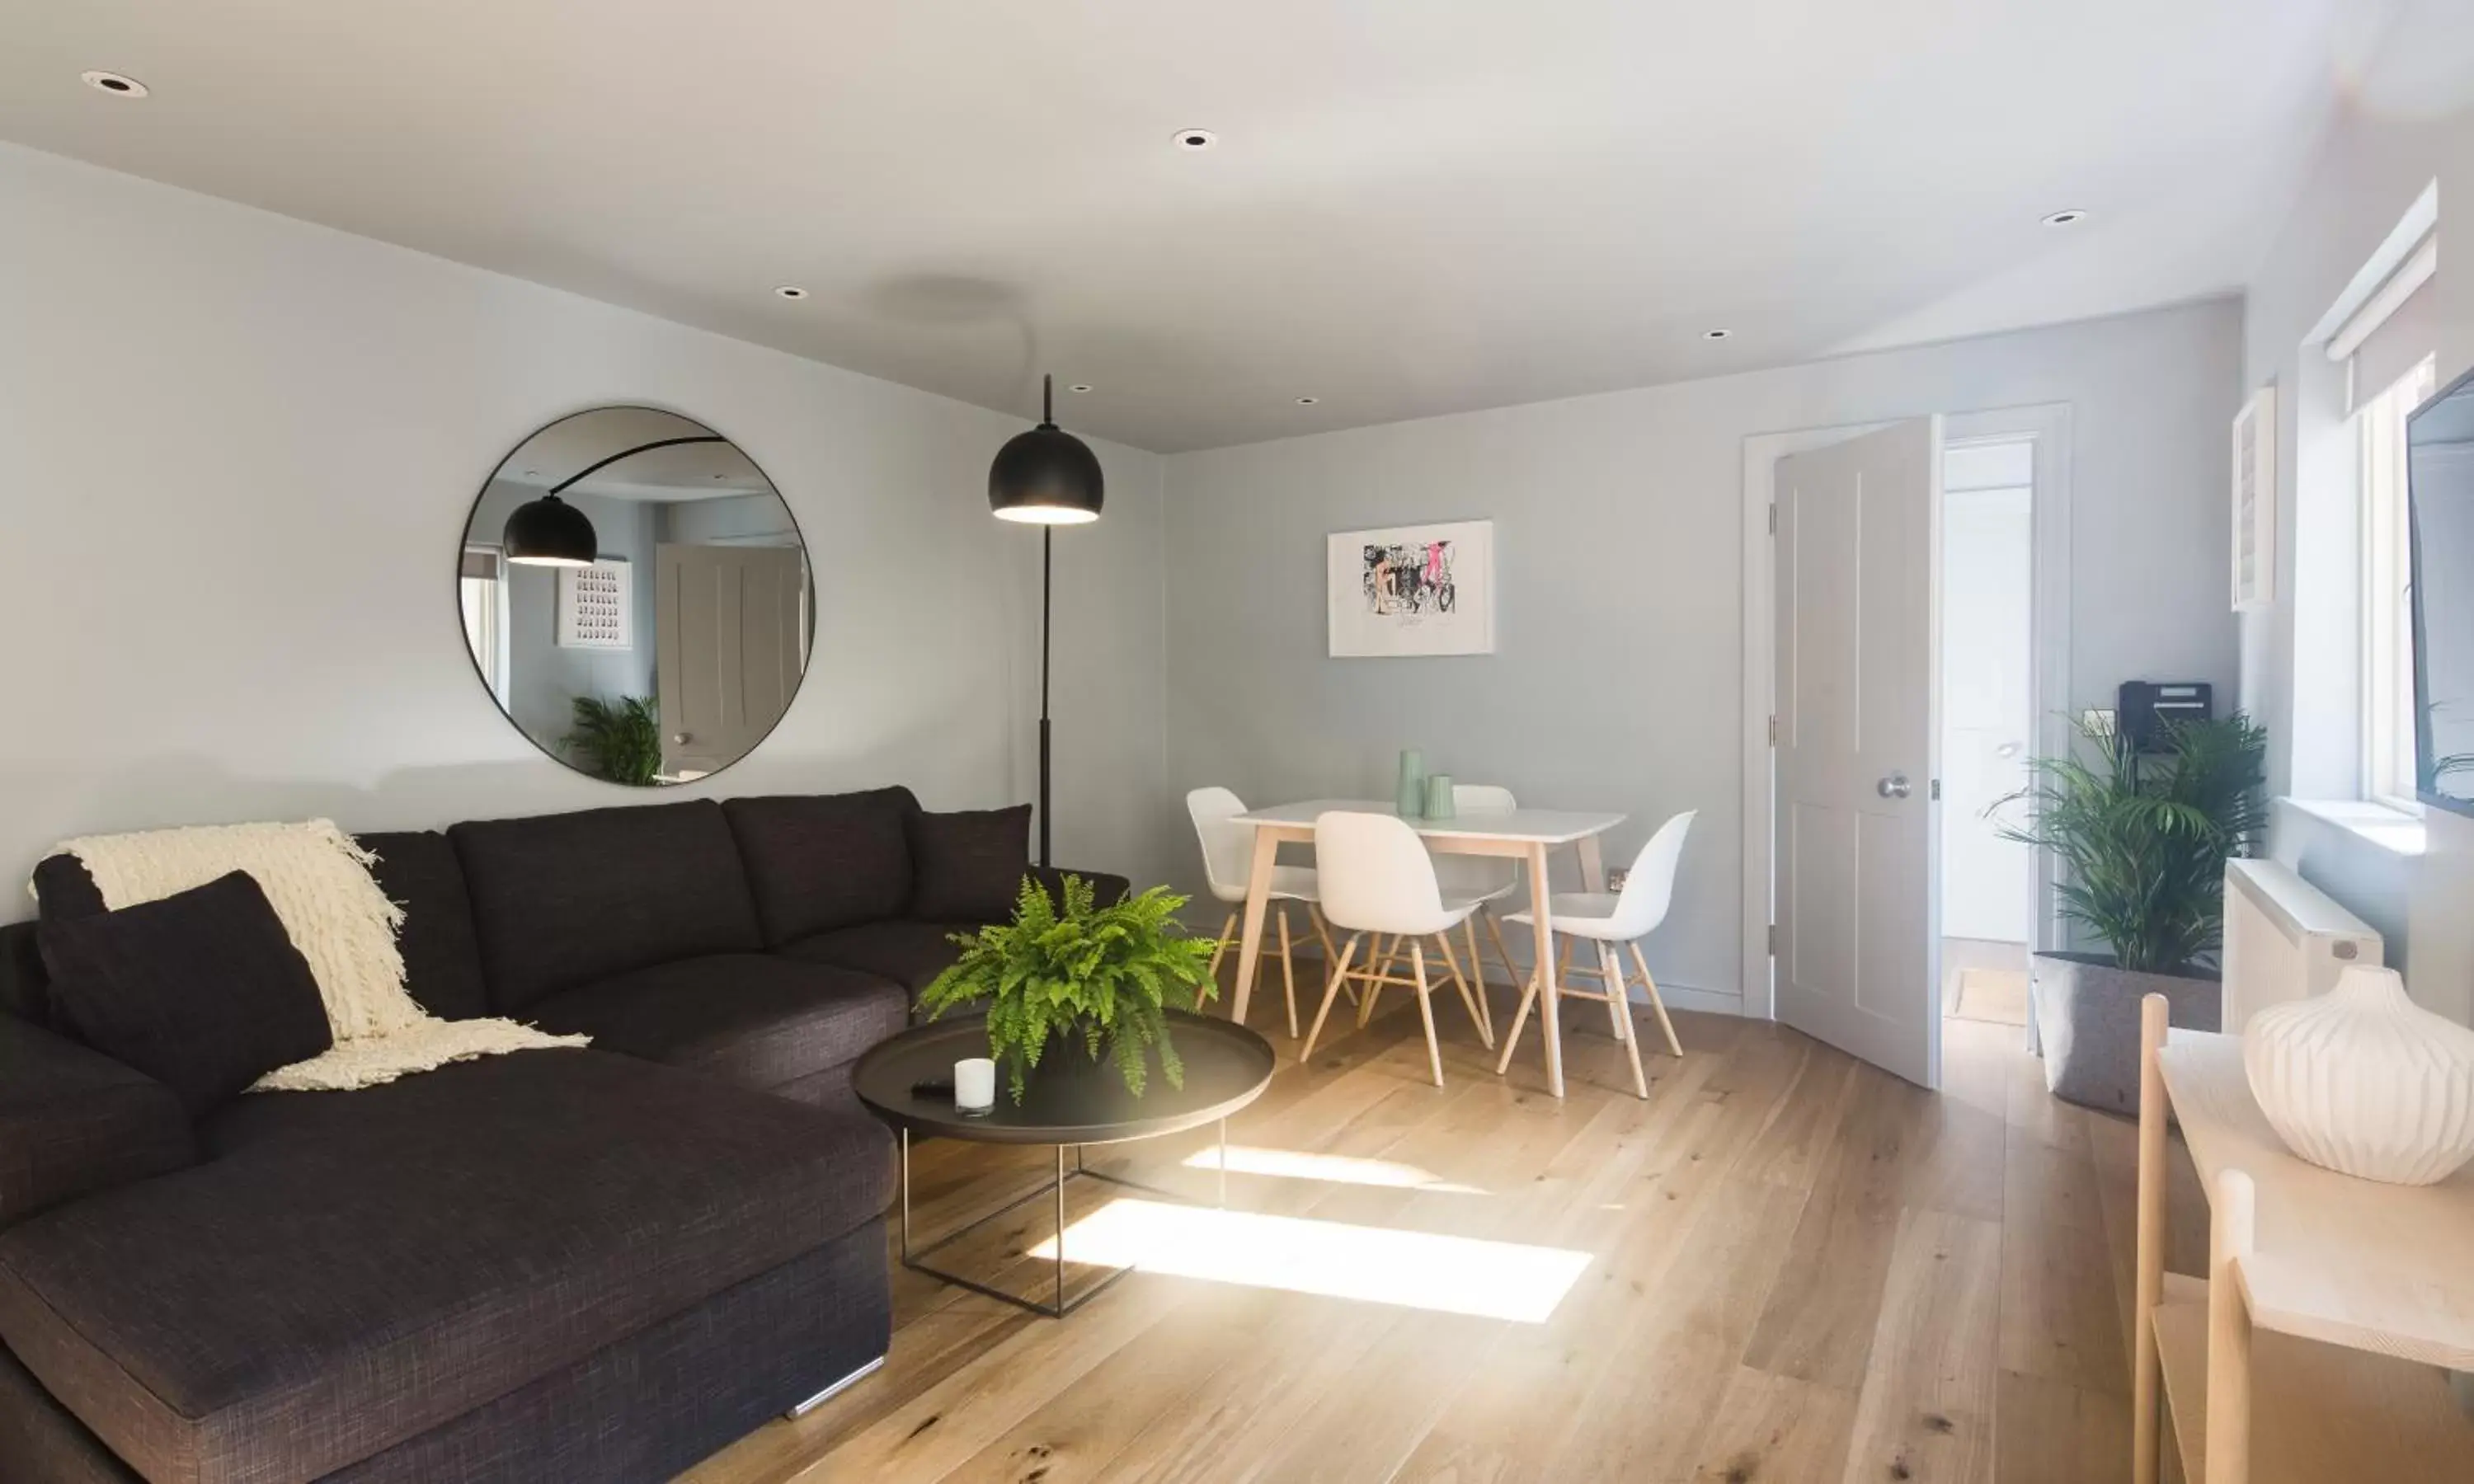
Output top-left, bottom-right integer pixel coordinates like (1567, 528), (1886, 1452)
(0, 0), (2406, 452)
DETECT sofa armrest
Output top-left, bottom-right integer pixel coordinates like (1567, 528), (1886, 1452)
(1027, 866), (1131, 913)
(0, 1015), (194, 1231)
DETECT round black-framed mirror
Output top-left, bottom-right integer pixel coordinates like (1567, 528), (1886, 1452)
(457, 406), (812, 786)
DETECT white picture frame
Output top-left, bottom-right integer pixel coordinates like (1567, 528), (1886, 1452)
(1327, 519), (1495, 657)
(557, 557), (633, 650)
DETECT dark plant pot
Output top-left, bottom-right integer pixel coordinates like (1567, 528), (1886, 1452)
(2029, 951), (2220, 1113)
(1006, 1021), (1178, 1118)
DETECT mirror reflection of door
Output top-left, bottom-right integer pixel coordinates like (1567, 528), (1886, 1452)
(457, 407), (813, 785)
(656, 542), (810, 780)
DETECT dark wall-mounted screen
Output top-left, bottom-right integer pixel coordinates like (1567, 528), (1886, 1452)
(2410, 364), (2474, 817)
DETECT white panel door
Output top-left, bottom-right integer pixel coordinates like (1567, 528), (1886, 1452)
(1940, 485), (2033, 942)
(656, 543), (808, 777)
(1775, 419), (1940, 1088)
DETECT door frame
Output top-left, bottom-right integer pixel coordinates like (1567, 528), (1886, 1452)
(1739, 402), (2073, 1021)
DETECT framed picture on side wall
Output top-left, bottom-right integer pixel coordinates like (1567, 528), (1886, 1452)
(1327, 519), (1495, 657)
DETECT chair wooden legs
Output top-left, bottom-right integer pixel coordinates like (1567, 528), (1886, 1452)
(1306, 904), (1354, 1007)
(1496, 965), (1542, 1077)
(1410, 940), (1444, 1087)
(1598, 940), (1649, 1099)
(1479, 909), (1523, 1011)
(1493, 933), (1665, 1094)
(1431, 928), (1493, 1050)
(1277, 906), (1303, 1040)
(1300, 932), (1362, 1064)
(1626, 942), (1684, 1058)
(1201, 910), (1239, 1010)
(1461, 916), (1497, 1045)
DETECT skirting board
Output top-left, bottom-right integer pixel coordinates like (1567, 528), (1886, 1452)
(1265, 946), (1743, 1019)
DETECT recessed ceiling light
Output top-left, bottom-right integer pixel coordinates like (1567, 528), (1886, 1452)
(1068, 383), (1094, 393)
(1296, 397), (1319, 406)
(1174, 128), (1219, 152)
(81, 70), (148, 98)
(2041, 209), (2090, 228)
(773, 284), (808, 300)
(1703, 329), (1732, 340)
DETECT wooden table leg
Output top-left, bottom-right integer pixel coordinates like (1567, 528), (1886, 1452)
(1527, 842), (1564, 1098)
(1228, 827), (1278, 1029)
(1576, 833), (1606, 894)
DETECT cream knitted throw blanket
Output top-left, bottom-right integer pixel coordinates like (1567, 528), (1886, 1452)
(45, 819), (587, 1092)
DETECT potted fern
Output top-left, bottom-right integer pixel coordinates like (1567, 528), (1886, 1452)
(919, 876), (1221, 1105)
(1997, 711), (2268, 1111)
(562, 694), (663, 786)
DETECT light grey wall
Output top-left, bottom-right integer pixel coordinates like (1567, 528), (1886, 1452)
(1163, 300), (2242, 1008)
(661, 493), (801, 547)
(2236, 5), (2474, 1024)
(0, 142), (1173, 915)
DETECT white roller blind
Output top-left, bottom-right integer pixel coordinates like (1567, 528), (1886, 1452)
(2332, 229), (2439, 411)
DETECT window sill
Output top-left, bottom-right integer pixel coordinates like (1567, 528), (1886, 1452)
(2284, 797), (2427, 857)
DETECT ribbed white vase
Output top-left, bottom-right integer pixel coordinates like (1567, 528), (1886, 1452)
(2242, 965), (2474, 1186)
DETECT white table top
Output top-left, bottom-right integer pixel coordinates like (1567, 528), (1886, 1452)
(1230, 799), (1625, 844)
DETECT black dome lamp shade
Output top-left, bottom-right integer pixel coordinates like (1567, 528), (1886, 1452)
(501, 494), (599, 567)
(503, 433), (725, 566)
(988, 375), (1103, 524)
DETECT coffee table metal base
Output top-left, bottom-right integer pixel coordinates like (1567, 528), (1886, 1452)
(897, 1121), (1229, 1318)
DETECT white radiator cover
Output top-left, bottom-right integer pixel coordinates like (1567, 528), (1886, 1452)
(2221, 857), (2383, 1033)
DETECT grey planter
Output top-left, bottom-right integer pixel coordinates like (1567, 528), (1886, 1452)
(2028, 952), (2221, 1113)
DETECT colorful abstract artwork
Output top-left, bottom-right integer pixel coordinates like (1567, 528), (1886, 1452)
(1327, 519), (1494, 657)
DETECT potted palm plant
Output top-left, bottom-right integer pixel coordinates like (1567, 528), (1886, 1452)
(562, 694), (663, 786)
(1997, 711), (2268, 1111)
(919, 875), (1221, 1105)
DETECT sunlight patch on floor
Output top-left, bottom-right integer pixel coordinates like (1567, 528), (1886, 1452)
(1028, 1199), (1590, 1322)
(1178, 1144), (1484, 1194)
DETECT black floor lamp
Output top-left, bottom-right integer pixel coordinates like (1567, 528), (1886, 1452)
(988, 374), (1104, 867)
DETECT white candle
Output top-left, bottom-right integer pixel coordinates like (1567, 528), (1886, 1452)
(954, 1057), (997, 1113)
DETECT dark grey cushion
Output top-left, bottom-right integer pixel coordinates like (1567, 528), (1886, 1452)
(722, 787), (919, 945)
(527, 955), (907, 1093)
(0, 1049), (890, 1484)
(358, 830), (491, 1021)
(0, 923), (49, 1026)
(780, 919), (976, 998)
(450, 801), (764, 1012)
(37, 873), (333, 1117)
(28, 857), (107, 923)
(907, 804), (1032, 923)
(0, 1014), (193, 1233)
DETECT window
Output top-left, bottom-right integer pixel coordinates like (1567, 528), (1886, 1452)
(2361, 355), (2438, 810)
(459, 546), (507, 702)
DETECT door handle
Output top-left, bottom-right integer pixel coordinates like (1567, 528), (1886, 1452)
(1995, 740), (2021, 758)
(673, 732), (692, 745)
(1877, 774), (1912, 799)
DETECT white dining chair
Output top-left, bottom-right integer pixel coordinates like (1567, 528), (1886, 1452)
(1187, 787), (1340, 1038)
(1303, 811), (1493, 1087)
(1497, 810), (1694, 1099)
(1428, 782), (1522, 1042)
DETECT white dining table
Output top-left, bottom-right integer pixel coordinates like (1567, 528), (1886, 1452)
(1225, 800), (1627, 1098)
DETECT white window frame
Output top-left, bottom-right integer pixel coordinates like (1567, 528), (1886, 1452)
(2359, 355), (2438, 814)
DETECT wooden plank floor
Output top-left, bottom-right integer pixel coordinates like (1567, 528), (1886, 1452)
(684, 978), (2195, 1484)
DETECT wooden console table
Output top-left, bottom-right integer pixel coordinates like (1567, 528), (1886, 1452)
(2132, 995), (2474, 1482)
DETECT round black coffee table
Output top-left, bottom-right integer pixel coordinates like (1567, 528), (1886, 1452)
(853, 1009), (1276, 1317)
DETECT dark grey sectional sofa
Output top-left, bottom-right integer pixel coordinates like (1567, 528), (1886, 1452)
(0, 787), (1127, 1484)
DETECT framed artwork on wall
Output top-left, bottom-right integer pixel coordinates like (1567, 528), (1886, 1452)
(557, 557), (633, 650)
(1327, 519), (1495, 657)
